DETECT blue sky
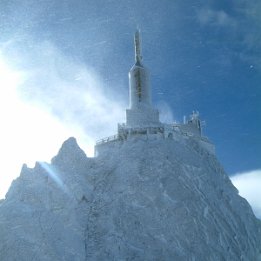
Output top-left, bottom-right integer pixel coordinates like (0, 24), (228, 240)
(0, 0), (260, 208)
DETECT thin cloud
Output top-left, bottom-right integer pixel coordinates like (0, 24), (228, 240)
(197, 3), (261, 71)
(231, 169), (261, 219)
(197, 9), (236, 27)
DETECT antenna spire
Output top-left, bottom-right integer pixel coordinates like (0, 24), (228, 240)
(134, 29), (142, 64)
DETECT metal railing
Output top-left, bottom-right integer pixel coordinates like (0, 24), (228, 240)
(95, 126), (165, 146)
(96, 134), (119, 146)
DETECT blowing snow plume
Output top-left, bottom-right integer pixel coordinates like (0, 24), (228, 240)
(0, 41), (125, 198)
(17, 41), (126, 143)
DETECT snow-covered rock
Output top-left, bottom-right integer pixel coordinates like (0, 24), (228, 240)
(0, 136), (260, 260)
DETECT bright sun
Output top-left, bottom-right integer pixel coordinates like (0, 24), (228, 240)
(0, 54), (93, 199)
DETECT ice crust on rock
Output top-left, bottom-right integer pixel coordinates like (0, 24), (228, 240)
(0, 136), (261, 260)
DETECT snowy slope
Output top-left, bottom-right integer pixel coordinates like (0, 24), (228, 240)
(0, 136), (260, 260)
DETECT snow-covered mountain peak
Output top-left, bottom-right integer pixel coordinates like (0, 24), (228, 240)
(51, 137), (87, 164)
(1, 136), (260, 260)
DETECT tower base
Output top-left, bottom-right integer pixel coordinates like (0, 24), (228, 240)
(126, 108), (159, 127)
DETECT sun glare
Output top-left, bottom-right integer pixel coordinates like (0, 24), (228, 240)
(0, 54), (93, 199)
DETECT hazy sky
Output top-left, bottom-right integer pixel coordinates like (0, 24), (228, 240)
(0, 0), (260, 216)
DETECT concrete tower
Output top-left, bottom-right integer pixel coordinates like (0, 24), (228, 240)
(126, 30), (159, 127)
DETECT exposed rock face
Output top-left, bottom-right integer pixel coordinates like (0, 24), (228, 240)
(0, 137), (260, 260)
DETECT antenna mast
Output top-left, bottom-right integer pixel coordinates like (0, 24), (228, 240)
(134, 30), (142, 63)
